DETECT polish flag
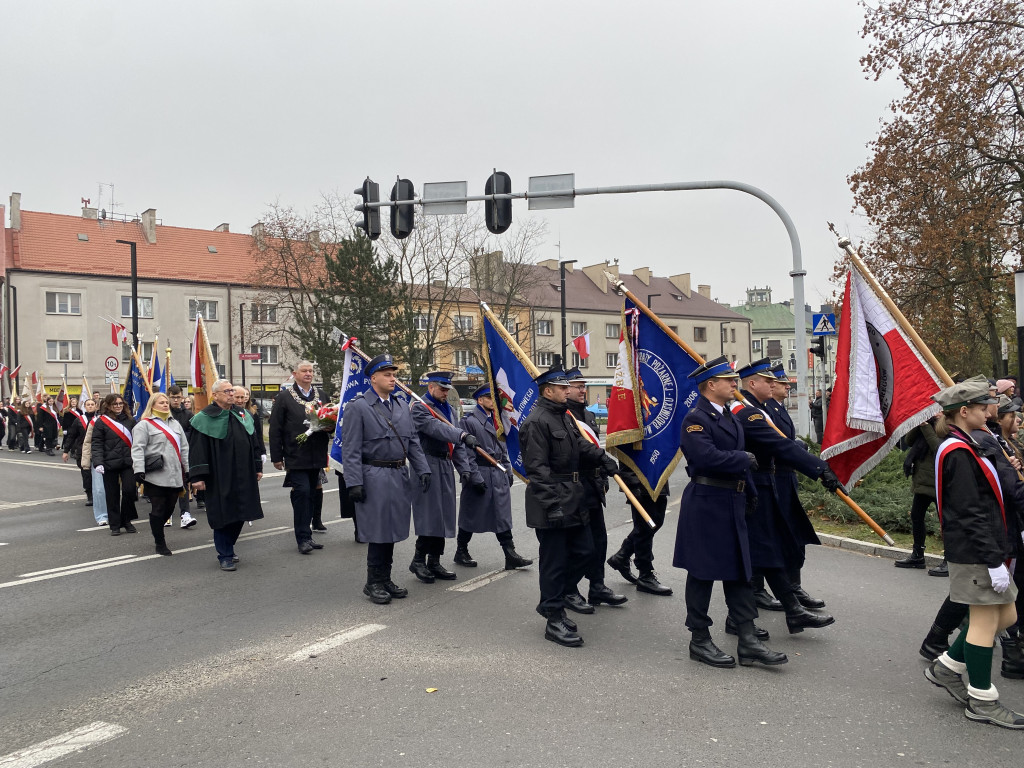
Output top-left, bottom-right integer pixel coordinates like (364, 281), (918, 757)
(605, 327), (643, 443)
(0, 362), (7, 380)
(572, 331), (591, 360)
(10, 364), (21, 381)
(820, 268), (944, 485)
(31, 371), (43, 403)
(190, 315), (203, 388)
(111, 321), (129, 347)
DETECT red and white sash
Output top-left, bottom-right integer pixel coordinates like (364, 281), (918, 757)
(145, 418), (181, 464)
(100, 415), (133, 447)
(935, 434), (1006, 534)
(74, 411), (88, 430)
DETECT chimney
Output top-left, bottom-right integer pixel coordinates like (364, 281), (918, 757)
(697, 284), (712, 300)
(214, 222), (230, 233)
(82, 206), (98, 219)
(537, 258), (561, 271)
(140, 208), (157, 244)
(582, 261), (616, 293)
(308, 229), (321, 249)
(668, 273), (691, 298)
(9, 192), (21, 231)
(632, 267), (651, 286)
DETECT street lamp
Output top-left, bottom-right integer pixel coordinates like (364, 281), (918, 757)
(115, 239), (139, 348)
(559, 259), (577, 366)
(647, 293), (661, 310)
(1016, 269), (1024, 386)
(239, 303), (246, 387)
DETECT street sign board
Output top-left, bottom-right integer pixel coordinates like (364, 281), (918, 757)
(105, 373), (120, 384)
(104, 356), (119, 371)
(423, 181), (468, 215)
(528, 173), (575, 210)
(812, 313), (837, 336)
(238, 352), (262, 361)
(330, 327), (343, 344)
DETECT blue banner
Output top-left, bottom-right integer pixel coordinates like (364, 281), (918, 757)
(481, 312), (539, 478)
(122, 356), (150, 419)
(150, 353), (165, 394)
(612, 298), (702, 496)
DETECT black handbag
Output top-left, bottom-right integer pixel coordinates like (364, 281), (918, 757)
(144, 453), (165, 472)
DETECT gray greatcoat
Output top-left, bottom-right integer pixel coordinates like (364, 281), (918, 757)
(410, 395), (472, 538)
(342, 392), (430, 544)
(459, 405), (514, 533)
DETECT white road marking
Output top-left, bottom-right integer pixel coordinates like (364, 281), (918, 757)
(287, 623), (386, 661)
(77, 525), (109, 532)
(0, 543), (8, 546)
(0, 457), (79, 472)
(0, 496), (86, 511)
(20, 555), (137, 578)
(0, 721), (127, 767)
(448, 568), (514, 592)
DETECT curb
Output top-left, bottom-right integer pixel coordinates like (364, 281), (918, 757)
(816, 532), (944, 567)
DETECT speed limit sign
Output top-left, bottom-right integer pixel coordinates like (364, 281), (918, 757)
(104, 356), (119, 372)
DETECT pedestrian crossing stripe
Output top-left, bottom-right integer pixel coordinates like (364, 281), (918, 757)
(813, 315), (836, 335)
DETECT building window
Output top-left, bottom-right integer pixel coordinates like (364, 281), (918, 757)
(730, 328), (736, 343)
(209, 344), (220, 363)
(454, 315), (474, 333)
(570, 321), (587, 337)
(752, 340), (762, 353)
(693, 327), (707, 342)
(571, 353), (588, 369)
(606, 352), (618, 368)
(189, 299), (219, 321)
(47, 340), (82, 362)
(537, 320), (553, 336)
(250, 345), (279, 364)
(536, 351), (553, 367)
(413, 313), (433, 332)
(788, 338), (796, 351)
(605, 323), (620, 339)
(251, 304), (277, 324)
(122, 341), (155, 363)
(45, 292), (81, 315)
(788, 354), (797, 372)
(454, 349), (476, 368)
(121, 296), (154, 319)
(668, 325), (678, 334)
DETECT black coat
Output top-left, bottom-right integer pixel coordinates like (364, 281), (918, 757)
(269, 384), (329, 470)
(520, 397), (615, 529)
(91, 411), (137, 471)
(63, 411), (94, 461)
(566, 400), (607, 508)
(971, 425), (1024, 551)
(188, 405), (265, 529)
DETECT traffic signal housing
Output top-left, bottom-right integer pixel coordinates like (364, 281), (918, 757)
(354, 178), (381, 240)
(485, 171), (512, 234)
(390, 178), (415, 240)
(810, 336), (825, 359)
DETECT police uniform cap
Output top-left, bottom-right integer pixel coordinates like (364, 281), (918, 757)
(688, 355), (738, 385)
(534, 365), (570, 387)
(366, 353), (399, 376)
(565, 367), (587, 383)
(421, 371), (454, 388)
(735, 358), (775, 380)
(472, 384), (491, 400)
(931, 378), (998, 410)
(771, 364), (789, 381)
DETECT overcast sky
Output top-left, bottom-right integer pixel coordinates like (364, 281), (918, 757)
(2, 1), (902, 309)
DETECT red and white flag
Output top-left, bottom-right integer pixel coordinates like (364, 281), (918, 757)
(572, 331), (591, 360)
(0, 362), (7, 380)
(605, 324), (643, 444)
(31, 371), (43, 403)
(10, 364), (21, 381)
(820, 268), (944, 485)
(111, 321), (129, 348)
(190, 315), (203, 389)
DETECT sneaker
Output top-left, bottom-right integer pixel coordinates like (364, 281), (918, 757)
(924, 660), (968, 705)
(966, 697), (1024, 729)
(181, 513), (198, 529)
(164, 519), (173, 527)
(97, 519), (108, 526)
(220, 560), (237, 571)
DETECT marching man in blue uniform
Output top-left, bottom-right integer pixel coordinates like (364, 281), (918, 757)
(342, 353), (432, 605)
(454, 384), (533, 570)
(409, 371), (479, 583)
(673, 355), (788, 668)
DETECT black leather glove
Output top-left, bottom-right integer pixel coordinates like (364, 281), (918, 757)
(472, 478), (487, 495)
(420, 474), (431, 492)
(745, 452), (759, 471)
(507, 473), (515, 487)
(547, 508), (568, 528)
(462, 434), (479, 450)
(601, 455), (620, 476)
(347, 485), (366, 503)
(134, 472), (145, 485)
(820, 466), (842, 493)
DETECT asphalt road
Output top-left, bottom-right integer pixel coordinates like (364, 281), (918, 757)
(1, 448), (1023, 767)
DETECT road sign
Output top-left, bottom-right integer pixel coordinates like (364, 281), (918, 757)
(423, 181), (468, 215)
(528, 173), (575, 210)
(105, 373), (120, 384)
(238, 352), (262, 361)
(812, 313), (837, 336)
(104, 356), (119, 371)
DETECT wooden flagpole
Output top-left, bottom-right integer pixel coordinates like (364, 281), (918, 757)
(191, 316), (217, 410)
(604, 273), (894, 545)
(478, 302), (655, 528)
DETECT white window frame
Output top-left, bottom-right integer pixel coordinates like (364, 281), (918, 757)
(605, 323), (620, 339)
(251, 304), (278, 324)
(454, 315), (474, 333)
(121, 295), (154, 319)
(46, 291), (81, 315)
(250, 345), (279, 365)
(122, 341), (154, 363)
(571, 352), (588, 369)
(413, 313), (433, 332)
(606, 352), (618, 368)
(536, 320), (553, 336)
(570, 321), (587, 337)
(46, 340), (82, 362)
(536, 351), (553, 367)
(189, 299), (219, 322)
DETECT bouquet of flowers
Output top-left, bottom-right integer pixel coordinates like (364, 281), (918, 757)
(296, 403), (339, 443)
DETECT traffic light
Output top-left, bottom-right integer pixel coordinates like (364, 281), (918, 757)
(485, 171), (512, 234)
(390, 178), (415, 240)
(810, 336), (825, 359)
(354, 178), (381, 240)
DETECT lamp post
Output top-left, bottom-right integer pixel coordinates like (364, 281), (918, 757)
(559, 259), (577, 365)
(1016, 270), (1024, 387)
(239, 303), (246, 387)
(115, 239), (139, 348)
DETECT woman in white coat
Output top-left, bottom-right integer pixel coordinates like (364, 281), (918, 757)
(132, 393), (189, 556)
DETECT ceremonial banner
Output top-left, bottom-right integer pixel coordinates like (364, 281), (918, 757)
(149, 351), (165, 394)
(31, 372), (43, 403)
(122, 355), (151, 418)
(81, 376), (92, 402)
(328, 340), (370, 474)
(606, 297), (702, 497)
(189, 315), (217, 408)
(820, 268), (943, 485)
(481, 310), (539, 479)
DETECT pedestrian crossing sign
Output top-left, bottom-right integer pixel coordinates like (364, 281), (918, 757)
(812, 313), (836, 336)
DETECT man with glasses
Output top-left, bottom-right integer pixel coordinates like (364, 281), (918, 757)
(189, 380), (265, 571)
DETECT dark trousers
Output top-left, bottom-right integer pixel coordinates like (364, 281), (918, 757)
(757, 567), (796, 601)
(177, 491), (191, 515)
(147, 489), (178, 545)
(457, 527), (513, 547)
(581, 503), (608, 585)
(909, 493), (933, 550)
(102, 466), (137, 530)
(684, 575), (758, 632)
(80, 467), (92, 498)
(619, 488), (668, 574)
(416, 535), (446, 556)
(288, 468), (323, 544)
(535, 524), (594, 616)
(18, 426), (30, 452)
(367, 542), (395, 579)
(213, 521), (245, 564)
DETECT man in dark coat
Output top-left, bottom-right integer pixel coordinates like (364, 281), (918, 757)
(606, 461), (673, 595)
(408, 371), (477, 582)
(189, 379), (265, 571)
(734, 358), (837, 636)
(270, 361), (330, 554)
(520, 365), (620, 648)
(564, 367), (627, 609)
(810, 389), (824, 443)
(342, 353), (431, 604)
(454, 384), (532, 570)
(673, 356), (786, 668)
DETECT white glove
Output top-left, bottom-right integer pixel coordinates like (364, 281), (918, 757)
(989, 564), (1011, 593)
(1020, 531), (1024, 546)
(95, 465), (105, 475)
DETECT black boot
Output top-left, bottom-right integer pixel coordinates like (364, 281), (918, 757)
(689, 629), (736, 668)
(502, 544), (532, 570)
(791, 585), (826, 610)
(454, 546), (478, 567)
(381, 566), (408, 599)
(545, 610), (584, 647)
(725, 615), (769, 640)
(781, 591), (835, 633)
(149, 516), (172, 556)
(607, 543), (638, 584)
(736, 621), (788, 666)
(929, 559), (949, 577)
(1002, 634), (1024, 679)
(895, 546), (926, 569)
(753, 580), (784, 612)
(636, 570), (673, 595)
(363, 567), (392, 604)
(409, 543), (435, 583)
(919, 622), (951, 661)
(427, 554), (457, 580)
(588, 583), (628, 606)
(311, 487), (326, 531)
